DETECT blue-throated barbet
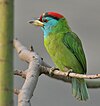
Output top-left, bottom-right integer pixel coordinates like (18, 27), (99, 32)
(29, 12), (89, 101)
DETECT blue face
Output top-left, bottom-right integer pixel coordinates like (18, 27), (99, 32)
(41, 17), (58, 38)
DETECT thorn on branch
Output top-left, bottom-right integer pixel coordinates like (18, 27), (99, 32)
(30, 45), (34, 52)
(18, 50), (22, 54)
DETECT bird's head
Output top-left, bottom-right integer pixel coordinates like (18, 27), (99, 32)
(29, 12), (68, 37)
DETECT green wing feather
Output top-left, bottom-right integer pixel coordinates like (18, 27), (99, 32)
(63, 32), (87, 74)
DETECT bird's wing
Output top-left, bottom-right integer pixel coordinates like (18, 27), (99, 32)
(63, 32), (87, 73)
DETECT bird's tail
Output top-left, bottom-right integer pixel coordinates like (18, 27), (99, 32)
(72, 78), (89, 101)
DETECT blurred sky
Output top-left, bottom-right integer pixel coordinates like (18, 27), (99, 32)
(14, 0), (100, 106)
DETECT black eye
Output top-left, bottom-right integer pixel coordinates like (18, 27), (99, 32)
(43, 19), (48, 22)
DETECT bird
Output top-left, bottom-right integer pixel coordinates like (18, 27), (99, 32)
(29, 11), (89, 101)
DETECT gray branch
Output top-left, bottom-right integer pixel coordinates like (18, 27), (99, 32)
(14, 39), (100, 106)
(14, 39), (42, 106)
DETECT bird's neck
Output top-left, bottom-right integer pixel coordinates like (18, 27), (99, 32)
(41, 19), (58, 38)
(42, 18), (71, 39)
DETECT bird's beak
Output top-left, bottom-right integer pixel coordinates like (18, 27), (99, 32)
(28, 19), (44, 27)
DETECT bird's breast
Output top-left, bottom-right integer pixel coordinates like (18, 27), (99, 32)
(44, 33), (83, 72)
(44, 34), (68, 70)
(44, 34), (63, 56)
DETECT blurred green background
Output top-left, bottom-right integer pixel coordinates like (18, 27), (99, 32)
(14, 0), (100, 106)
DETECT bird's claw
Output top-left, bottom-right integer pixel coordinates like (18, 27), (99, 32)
(49, 67), (59, 76)
(67, 69), (73, 78)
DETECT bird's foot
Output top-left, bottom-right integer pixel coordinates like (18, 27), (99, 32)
(67, 69), (73, 78)
(49, 67), (59, 76)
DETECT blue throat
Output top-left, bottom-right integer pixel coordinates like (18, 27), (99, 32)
(41, 17), (58, 38)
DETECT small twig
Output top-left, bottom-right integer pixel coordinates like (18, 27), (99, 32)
(40, 66), (100, 88)
(14, 70), (26, 78)
(41, 66), (100, 79)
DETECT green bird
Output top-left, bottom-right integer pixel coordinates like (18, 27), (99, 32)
(29, 12), (89, 101)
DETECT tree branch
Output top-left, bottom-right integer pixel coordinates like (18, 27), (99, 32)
(14, 39), (100, 105)
(14, 68), (100, 89)
(14, 39), (42, 106)
(41, 66), (100, 79)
